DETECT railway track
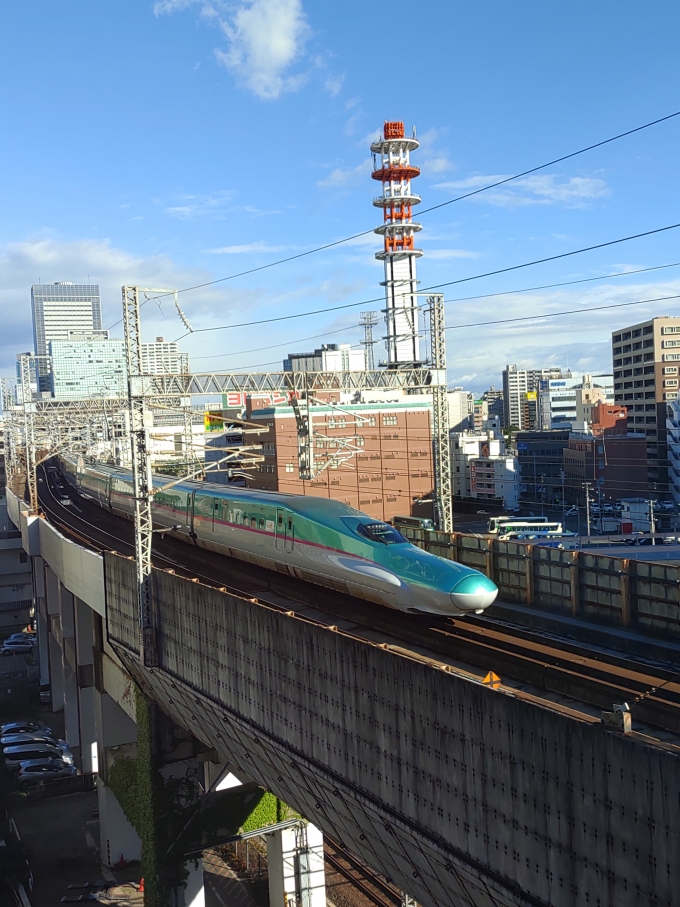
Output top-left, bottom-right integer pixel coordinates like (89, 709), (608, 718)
(325, 842), (401, 907)
(37, 464), (680, 739)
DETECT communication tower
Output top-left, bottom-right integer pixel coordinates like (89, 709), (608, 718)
(371, 122), (423, 367)
(359, 311), (379, 371)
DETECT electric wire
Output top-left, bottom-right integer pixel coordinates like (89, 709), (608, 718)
(187, 260), (680, 365)
(121, 108), (680, 311)
(174, 223), (680, 341)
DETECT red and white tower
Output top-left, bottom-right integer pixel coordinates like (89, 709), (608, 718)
(371, 121), (423, 367)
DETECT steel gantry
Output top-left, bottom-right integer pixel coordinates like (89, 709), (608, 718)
(122, 285), (158, 666)
(426, 295), (452, 532)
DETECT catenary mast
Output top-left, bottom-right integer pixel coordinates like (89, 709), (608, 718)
(371, 122), (423, 367)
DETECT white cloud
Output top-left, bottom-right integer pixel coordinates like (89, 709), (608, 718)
(164, 190), (234, 219)
(427, 249), (479, 260)
(324, 74), (344, 97)
(433, 173), (610, 208)
(415, 127), (455, 176)
(316, 158), (371, 189)
(155, 0), (309, 99)
(214, 0), (309, 99)
(208, 241), (290, 254)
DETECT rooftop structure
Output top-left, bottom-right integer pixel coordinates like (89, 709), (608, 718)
(282, 344), (365, 373)
(371, 122), (423, 367)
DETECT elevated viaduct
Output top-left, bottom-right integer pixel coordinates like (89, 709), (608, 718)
(7, 477), (680, 907)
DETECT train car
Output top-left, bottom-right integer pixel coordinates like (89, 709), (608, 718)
(58, 456), (498, 616)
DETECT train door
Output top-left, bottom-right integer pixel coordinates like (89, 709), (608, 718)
(212, 498), (220, 533)
(285, 514), (294, 553)
(275, 510), (285, 550)
(187, 493), (195, 536)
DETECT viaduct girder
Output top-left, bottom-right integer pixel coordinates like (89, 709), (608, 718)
(105, 552), (680, 907)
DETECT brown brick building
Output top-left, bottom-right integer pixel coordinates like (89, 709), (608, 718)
(244, 395), (435, 522)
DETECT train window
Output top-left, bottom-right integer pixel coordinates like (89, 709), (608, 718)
(278, 512), (283, 525)
(242, 514), (248, 525)
(355, 522), (407, 545)
(259, 518), (265, 529)
(251, 517), (257, 528)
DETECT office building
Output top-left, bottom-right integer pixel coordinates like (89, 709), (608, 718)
(612, 316), (680, 490)
(502, 365), (571, 430)
(451, 432), (505, 498)
(538, 374), (614, 431)
(482, 386), (504, 426)
(245, 393), (434, 523)
(515, 429), (571, 504)
(31, 282), (102, 391)
(448, 388), (474, 433)
(470, 455), (520, 511)
(50, 332), (126, 400)
(283, 344), (365, 373)
(563, 431), (648, 505)
(141, 337), (189, 375)
(666, 399), (680, 507)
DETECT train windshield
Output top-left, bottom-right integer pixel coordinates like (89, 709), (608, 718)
(355, 522), (407, 545)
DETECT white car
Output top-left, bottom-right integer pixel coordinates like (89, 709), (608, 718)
(1, 721), (51, 736)
(565, 507), (578, 517)
(16, 758), (77, 787)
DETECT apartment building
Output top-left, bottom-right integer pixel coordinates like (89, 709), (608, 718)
(502, 365), (571, 429)
(538, 374), (614, 431)
(244, 394), (434, 523)
(612, 316), (680, 490)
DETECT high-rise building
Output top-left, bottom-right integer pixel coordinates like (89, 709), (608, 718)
(141, 337), (189, 375)
(538, 374), (614, 431)
(502, 365), (572, 429)
(482, 386), (504, 426)
(31, 282), (102, 391)
(282, 344), (365, 373)
(612, 316), (680, 490)
(50, 332), (125, 400)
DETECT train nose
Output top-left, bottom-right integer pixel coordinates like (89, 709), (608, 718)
(450, 574), (498, 613)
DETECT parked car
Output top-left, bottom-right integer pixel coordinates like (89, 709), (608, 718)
(1, 641), (34, 655)
(0, 721), (51, 736)
(0, 733), (64, 748)
(565, 507), (578, 517)
(16, 758), (77, 787)
(5, 633), (36, 644)
(3, 743), (74, 769)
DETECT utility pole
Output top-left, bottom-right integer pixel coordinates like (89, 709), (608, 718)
(122, 286), (156, 666)
(649, 498), (656, 545)
(597, 478), (603, 534)
(360, 311), (379, 371)
(584, 481), (591, 537)
(427, 294), (452, 533)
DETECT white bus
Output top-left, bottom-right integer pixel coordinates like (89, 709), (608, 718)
(488, 515), (549, 534)
(496, 520), (565, 539)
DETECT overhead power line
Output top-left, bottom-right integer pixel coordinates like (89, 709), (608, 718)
(176, 222), (680, 340)
(188, 260), (680, 365)
(139, 108), (680, 306)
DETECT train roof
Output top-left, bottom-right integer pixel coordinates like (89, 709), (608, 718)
(68, 456), (369, 523)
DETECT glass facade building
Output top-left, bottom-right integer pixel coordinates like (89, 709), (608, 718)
(50, 333), (125, 400)
(31, 282), (102, 391)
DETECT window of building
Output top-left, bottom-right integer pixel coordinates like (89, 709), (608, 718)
(664, 367), (678, 374)
(633, 367), (643, 376)
(623, 381), (633, 388)
(622, 344), (631, 353)
(367, 416), (376, 426)
(285, 463), (295, 473)
(667, 392), (679, 400)
(633, 355), (642, 363)
(644, 366), (655, 373)
(632, 328), (642, 337)
(19, 552), (27, 563)
(634, 380), (643, 388)
(614, 383), (622, 391)
(613, 334), (621, 342)
(623, 370), (633, 377)
(623, 357), (632, 365)
(356, 435), (364, 446)
(644, 353), (654, 361)
(645, 403), (656, 411)
(621, 332), (631, 340)
(665, 379), (679, 387)
(643, 326), (653, 334)
(645, 391), (656, 398)
(614, 359), (622, 367)
(382, 415), (398, 426)
(613, 347), (621, 356)
(663, 326), (680, 334)
(663, 353), (680, 361)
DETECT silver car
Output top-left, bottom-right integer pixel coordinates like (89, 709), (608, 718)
(0, 733), (64, 748)
(0, 721), (51, 736)
(16, 758), (77, 787)
(3, 743), (74, 769)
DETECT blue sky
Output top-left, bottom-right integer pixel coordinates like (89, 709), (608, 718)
(1, 0), (679, 392)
